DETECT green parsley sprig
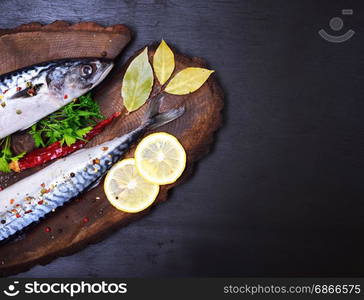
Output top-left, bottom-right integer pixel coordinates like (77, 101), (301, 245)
(29, 93), (104, 147)
(0, 93), (104, 173)
(0, 136), (25, 173)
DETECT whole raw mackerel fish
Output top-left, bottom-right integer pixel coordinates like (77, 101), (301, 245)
(0, 58), (114, 139)
(0, 95), (184, 241)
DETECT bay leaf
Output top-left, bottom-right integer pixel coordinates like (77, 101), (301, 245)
(153, 40), (175, 85)
(164, 67), (214, 95)
(121, 47), (154, 112)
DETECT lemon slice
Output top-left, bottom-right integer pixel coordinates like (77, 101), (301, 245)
(135, 132), (186, 185)
(104, 158), (159, 213)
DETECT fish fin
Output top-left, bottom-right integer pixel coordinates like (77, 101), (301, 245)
(143, 94), (185, 130)
(10, 83), (44, 99)
(86, 176), (104, 192)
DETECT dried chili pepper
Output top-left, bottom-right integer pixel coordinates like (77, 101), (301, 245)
(9, 112), (121, 172)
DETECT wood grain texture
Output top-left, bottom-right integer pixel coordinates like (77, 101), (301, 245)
(0, 21), (131, 74)
(0, 23), (223, 276)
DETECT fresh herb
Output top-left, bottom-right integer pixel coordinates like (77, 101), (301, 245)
(0, 93), (104, 173)
(0, 136), (25, 173)
(29, 93), (104, 147)
(121, 40), (214, 113)
(122, 47), (154, 113)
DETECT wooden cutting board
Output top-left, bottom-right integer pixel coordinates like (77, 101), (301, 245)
(0, 22), (223, 276)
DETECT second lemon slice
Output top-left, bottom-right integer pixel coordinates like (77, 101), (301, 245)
(135, 132), (186, 185)
(104, 158), (159, 213)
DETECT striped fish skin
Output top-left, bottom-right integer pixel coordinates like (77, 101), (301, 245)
(0, 58), (114, 139)
(0, 96), (184, 241)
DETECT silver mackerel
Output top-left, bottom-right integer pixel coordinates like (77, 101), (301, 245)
(0, 95), (184, 241)
(0, 58), (114, 139)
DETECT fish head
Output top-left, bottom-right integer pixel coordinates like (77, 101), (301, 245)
(46, 58), (114, 101)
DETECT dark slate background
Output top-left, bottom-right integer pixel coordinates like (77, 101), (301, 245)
(2, 0), (364, 277)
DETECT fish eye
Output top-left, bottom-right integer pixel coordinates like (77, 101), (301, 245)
(81, 65), (93, 77)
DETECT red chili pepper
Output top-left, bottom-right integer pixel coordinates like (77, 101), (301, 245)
(9, 112), (121, 172)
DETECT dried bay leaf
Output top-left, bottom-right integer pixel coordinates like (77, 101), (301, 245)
(121, 47), (154, 112)
(153, 40), (175, 85)
(165, 67), (214, 95)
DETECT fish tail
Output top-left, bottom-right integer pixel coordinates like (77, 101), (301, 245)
(142, 94), (185, 130)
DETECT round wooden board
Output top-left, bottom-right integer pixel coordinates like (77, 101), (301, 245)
(0, 22), (223, 276)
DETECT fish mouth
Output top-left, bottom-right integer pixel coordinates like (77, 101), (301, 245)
(91, 59), (114, 89)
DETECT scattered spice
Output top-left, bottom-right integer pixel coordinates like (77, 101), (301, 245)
(40, 188), (50, 195)
(26, 88), (36, 96)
